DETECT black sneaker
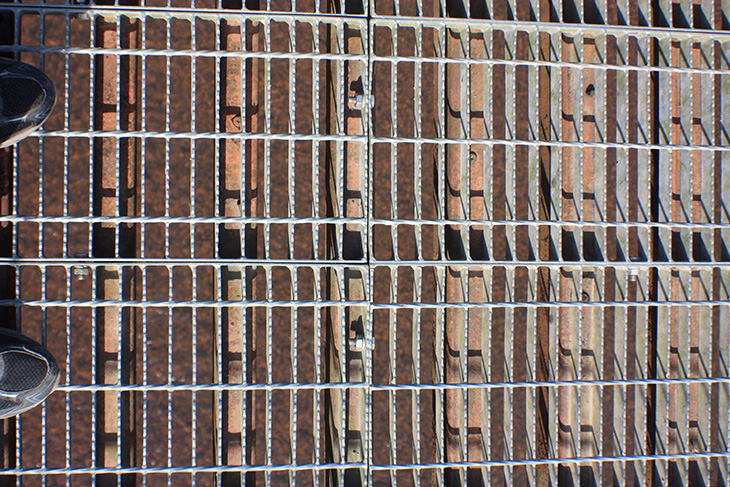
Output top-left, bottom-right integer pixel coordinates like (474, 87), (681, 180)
(0, 328), (59, 419)
(0, 57), (56, 149)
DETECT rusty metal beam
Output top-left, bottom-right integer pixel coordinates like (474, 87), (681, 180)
(557, 26), (580, 487)
(444, 16), (468, 487)
(217, 12), (262, 487)
(343, 20), (368, 487)
(218, 17), (245, 487)
(324, 17), (344, 487)
(467, 15), (489, 487)
(92, 12), (140, 487)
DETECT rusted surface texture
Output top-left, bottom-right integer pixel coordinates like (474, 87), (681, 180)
(218, 16), (245, 487)
(93, 15), (139, 487)
(343, 19), (367, 487)
(443, 18), (468, 486)
(1, 0), (730, 486)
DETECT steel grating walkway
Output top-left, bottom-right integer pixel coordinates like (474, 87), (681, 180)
(0, 0), (729, 485)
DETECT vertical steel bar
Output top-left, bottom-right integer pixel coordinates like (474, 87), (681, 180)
(313, 18), (323, 487)
(188, 17), (198, 487)
(387, 24), (398, 487)
(164, 20), (173, 487)
(411, 21), (424, 487)
(433, 22), (446, 487)
(483, 17), (494, 487)
(287, 19), (298, 487)
(504, 25), (517, 487)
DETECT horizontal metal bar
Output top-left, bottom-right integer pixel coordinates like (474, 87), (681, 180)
(372, 53), (730, 77)
(2, 451), (730, 476)
(7, 44), (724, 78)
(374, 300), (730, 310)
(4, 215), (729, 232)
(6, 299), (728, 310)
(371, 15), (730, 40)
(8, 46), (368, 62)
(3, 4), (729, 44)
(0, 257), (723, 269)
(0, 4), (370, 21)
(0, 257), (368, 271)
(36, 130), (366, 142)
(370, 452), (730, 471)
(372, 217), (730, 231)
(0, 463), (369, 476)
(0, 299), (366, 307)
(28, 130), (729, 151)
(58, 383), (368, 392)
(371, 260), (728, 269)
(371, 135), (730, 154)
(0, 215), (365, 225)
(373, 377), (730, 390)
(51, 375), (730, 392)
(0, 258), (365, 266)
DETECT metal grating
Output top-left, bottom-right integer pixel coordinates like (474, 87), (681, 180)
(0, 0), (728, 485)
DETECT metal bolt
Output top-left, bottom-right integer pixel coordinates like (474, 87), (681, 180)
(73, 266), (90, 280)
(232, 115), (242, 129)
(349, 336), (375, 352)
(629, 257), (641, 281)
(348, 94), (364, 110)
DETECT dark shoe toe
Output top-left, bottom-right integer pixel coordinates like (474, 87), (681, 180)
(0, 328), (60, 419)
(0, 58), (56, 149)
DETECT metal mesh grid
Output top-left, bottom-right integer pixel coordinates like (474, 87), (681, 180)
(368, 12), (730, 487)
(0, 0), (728, 485)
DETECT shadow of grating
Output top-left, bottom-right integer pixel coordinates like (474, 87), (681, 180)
(0, 0), (728, 485)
